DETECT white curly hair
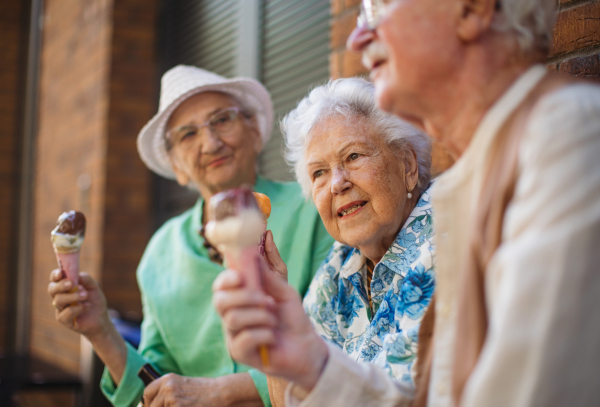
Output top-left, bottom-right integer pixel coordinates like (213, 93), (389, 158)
(493, 0), (558, 52)
(282, 77), (432, 199)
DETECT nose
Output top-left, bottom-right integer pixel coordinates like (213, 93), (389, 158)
(200, 128), (224, 155)
(347, 21), (375, 53)
(331, 167), (352, 195)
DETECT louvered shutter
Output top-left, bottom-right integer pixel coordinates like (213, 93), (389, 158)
(258, 0), (330, 181)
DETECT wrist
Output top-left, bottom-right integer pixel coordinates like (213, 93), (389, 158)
(86, 317), (120, 348)
(294, 336), (329, 392)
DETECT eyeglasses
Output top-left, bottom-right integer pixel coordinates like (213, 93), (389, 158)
(357, 0), (387, 31)
(165, 106), (241, 149)
(357, 0), (502, 30)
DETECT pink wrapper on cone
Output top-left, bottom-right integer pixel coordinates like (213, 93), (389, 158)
(55, 251), (80, 287)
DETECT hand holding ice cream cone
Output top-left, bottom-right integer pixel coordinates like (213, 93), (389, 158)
(205, 187), (272, 365)
(51, 211), (85, 326)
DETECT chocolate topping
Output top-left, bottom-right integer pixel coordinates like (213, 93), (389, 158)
(209, 188), (260, 221)
(54, 211), (86, 236)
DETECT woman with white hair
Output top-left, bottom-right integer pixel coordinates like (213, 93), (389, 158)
(213, 77), (435, 406)
(48, 65), (333, 407)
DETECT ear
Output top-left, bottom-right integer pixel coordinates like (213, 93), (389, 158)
(456, 0), (497, 43)
(169, 156), (191, 186)
(404, 149), (419, 192)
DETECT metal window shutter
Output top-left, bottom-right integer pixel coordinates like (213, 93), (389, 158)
(162, 0), (240, 77)
(258, 0), (330, 181)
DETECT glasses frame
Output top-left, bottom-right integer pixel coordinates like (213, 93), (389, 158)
(357, 0), (385, 31)
(165, 106), (242, 149)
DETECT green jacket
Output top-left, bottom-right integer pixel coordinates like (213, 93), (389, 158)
(100, 177), (333, 407)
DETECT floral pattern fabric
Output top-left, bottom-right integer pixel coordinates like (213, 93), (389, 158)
(303, 187), (435, 389)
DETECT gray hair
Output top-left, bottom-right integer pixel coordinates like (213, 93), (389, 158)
(493, 0), (557, 52)
(282, 77), (432, 199)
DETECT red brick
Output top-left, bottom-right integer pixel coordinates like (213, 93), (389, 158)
(551, 3), (600, 57)
(559, 53), (600, 82)
(331, 10), (360, 50)
(342, 49), (369, 77)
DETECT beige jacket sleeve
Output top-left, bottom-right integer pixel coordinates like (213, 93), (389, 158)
(461, 84), (600, 407)
(285, 342), (413, 407)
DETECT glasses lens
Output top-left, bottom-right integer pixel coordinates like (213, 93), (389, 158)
(209, 109), (237, 133)
(171, 125), (198, 146)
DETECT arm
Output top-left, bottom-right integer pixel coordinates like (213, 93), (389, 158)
(48, 270), (128, 383)
(461, 87), (600, 407)
(213, 268), (413, 407)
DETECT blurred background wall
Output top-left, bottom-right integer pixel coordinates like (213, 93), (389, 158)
(0, 0), (598, 405)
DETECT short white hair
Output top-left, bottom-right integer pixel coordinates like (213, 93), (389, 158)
(282, 77), (432, 199)
(493, 0), (558, 52)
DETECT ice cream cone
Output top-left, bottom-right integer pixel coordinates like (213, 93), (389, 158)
(206, 188), (272, 366)
(51, 211), (86, 326)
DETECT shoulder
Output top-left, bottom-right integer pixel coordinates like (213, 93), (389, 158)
(524, 83), (600, 154)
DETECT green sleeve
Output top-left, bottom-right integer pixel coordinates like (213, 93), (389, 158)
(248, 369), (272, 407)
(100, 341), (147, 407)
(100, 286), (180, 406)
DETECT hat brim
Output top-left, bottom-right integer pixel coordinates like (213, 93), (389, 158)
(137, 78), (273, 179)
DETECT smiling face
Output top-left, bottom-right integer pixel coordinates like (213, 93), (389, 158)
(306, 116), (415, 263)
(166, 92), (262, 198)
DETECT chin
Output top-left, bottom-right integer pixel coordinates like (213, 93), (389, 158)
(373, 80), (396, 114)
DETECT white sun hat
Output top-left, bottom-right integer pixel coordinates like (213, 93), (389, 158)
(137, 65), (274, 179)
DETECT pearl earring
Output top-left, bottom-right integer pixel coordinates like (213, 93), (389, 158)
(407, 192), (413, 199)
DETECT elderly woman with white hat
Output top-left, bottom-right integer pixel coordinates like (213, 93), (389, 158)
(47, 65), (333, 407)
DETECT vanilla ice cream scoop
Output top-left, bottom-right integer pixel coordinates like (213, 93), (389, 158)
(51, 211), (86, 254)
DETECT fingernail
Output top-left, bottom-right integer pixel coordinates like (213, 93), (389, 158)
(79, 291), (86, 298)
(64, 281), (72, 289)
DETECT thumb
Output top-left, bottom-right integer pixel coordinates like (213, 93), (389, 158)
(262, 261), (296, 302)
(78, 272), (99, 290)
(264, 230), (287, 280)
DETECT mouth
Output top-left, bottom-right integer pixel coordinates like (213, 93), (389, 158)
(206, 155), (232, 168)
(337, 201), (368, 218)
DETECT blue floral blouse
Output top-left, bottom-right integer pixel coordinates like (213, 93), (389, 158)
(303, 187), (435, 390)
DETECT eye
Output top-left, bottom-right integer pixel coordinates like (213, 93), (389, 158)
(176, 127), (197, 142)
(348, 153), (360, 161)
(313, 169), (324, 179)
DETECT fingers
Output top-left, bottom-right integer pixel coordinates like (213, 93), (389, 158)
(48, 278), (75, 298)
(265, 231), (288, 280)
(261, 265), (298, 302)
(212, 269), (243, 292)
(222, 307), (277, 335)
(55, 302), (86, 328)
(78, 272), (99, 290)
(228, 328), (276, 367)
(145, 373), (178, 407)
(52, 287), (87, 310)
(213, 285), (271, 317)
(49, 268), (65, 282)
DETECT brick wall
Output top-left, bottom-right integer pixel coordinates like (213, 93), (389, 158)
(30, 0), (157, 374)
(549, 0), (600, 81)
(329, 0), (455, 176)
(0, 0), (28, 354)
(102, 0), (156, 322)
(330, 0), (600, 174)
(30, 0), (115, 373)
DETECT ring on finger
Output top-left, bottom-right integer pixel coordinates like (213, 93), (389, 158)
(52, 300), (65, 311)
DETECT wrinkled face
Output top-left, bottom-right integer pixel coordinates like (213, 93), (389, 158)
(349, 0), (458, 126)
(305, 117), (408, 253)
(166, 92), (262, 196)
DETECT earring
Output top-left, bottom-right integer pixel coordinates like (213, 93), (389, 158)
(407, 192), (413, 199)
